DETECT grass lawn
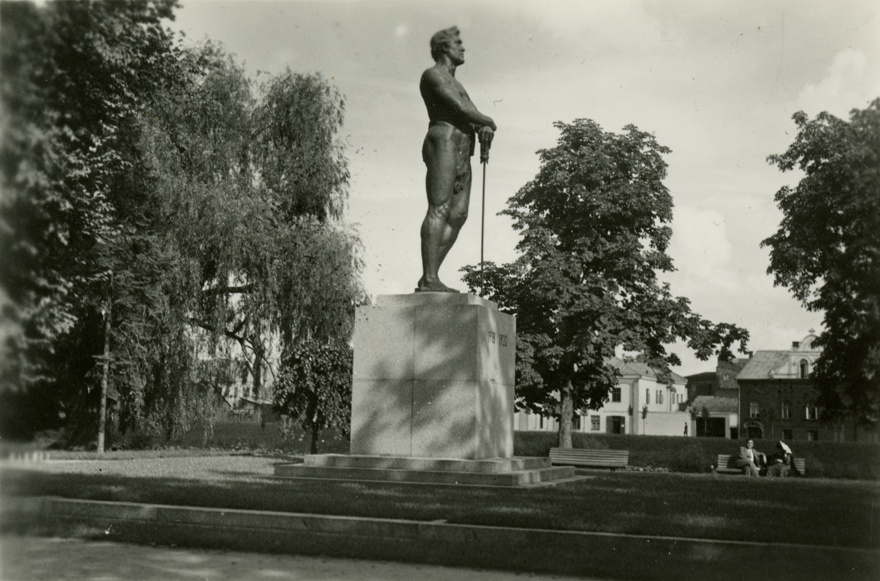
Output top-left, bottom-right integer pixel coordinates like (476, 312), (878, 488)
(2, 455), (879, 550)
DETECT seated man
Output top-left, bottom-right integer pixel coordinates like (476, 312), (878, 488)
(731, 439), (766, 477)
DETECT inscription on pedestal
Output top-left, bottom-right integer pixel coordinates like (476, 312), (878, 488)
(488, 331), (508, 347)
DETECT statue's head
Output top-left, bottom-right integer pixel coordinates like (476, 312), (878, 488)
(430, 26), (460, 62)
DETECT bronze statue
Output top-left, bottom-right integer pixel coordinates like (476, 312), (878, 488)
(416, 26), (496, 293)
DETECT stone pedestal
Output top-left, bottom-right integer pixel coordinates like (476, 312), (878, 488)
(350, 293), (515, 459)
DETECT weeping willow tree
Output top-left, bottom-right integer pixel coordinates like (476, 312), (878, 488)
(109, 47), (367, 443)
(1, 0), (365, 446)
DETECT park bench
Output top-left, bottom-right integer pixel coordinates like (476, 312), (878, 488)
(549, 447), (629, 470)
(714, 454), (806, 476)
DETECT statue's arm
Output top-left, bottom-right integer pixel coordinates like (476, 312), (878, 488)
(421, 69), (496, 131)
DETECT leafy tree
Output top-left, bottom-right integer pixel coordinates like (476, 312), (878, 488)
(700, 404), (711, 438)
(763, 99), (880, 436)
(273, 338), (353, 454)
(0, 0), (187, 440)
(1, 1), (366, 446)
(129, 48), (366, 442)
(463, 119), (748, 447)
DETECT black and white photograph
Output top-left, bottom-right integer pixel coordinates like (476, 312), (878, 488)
(1, 1), (878, 579)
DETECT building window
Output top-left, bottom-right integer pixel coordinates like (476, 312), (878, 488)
(591, 416), (600, 431)
(749, 400), (759, 418)
(645, 388), (650, 403)
(805, 405), (819, 420)
(539, 415), (545, 429)
(573, 414), (581, 431)
(808, 430), (819, 441)
(781, 400), (791, 419)
(612, 386), (621, 402)
(799, 359), (809, 379)
(782, 429), (793, 440)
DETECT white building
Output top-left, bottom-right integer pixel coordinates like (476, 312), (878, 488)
(515, 357), (690, 436)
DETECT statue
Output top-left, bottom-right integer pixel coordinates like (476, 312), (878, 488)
(416, 26), (496, 293)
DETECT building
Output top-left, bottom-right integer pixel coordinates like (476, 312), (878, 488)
(515, 357), (690, 436)
(735, 332), (864, 442)
(685, 371), (716, 400)
(684, 357), (748, 439)
(689, 395), (738, 438)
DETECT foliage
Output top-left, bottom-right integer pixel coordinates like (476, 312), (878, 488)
(131, 50), (365, 441)
(463, 119), (748, 446)
(671, 441), (711, 473)
(167, 421), (349, 455)
(273, 338), (353, 454)
(0, 0), (188, 439)
(763, 99), (880, 431)
(0, 1), (366, 445)
(515, 431), (880, 480)
(131, 49), (366, 438)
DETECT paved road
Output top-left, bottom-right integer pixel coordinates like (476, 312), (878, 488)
(0, 535), (586, 581)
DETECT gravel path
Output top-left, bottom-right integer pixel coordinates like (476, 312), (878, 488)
(2, 455), (282, 481)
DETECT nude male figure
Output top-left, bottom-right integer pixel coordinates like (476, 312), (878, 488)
(416, 27), (496, 293)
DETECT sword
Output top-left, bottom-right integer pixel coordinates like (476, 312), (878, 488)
(479, 133), (490, 297)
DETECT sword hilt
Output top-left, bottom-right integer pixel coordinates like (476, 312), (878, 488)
(479, 133), (491, 164)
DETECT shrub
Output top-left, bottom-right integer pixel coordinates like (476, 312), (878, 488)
(572, 433), (610, 450)
(514, 432), (880, 480)
(514, 431), (556, 456)
(671, 442), (711, 473)
(121, 429), (161, 450)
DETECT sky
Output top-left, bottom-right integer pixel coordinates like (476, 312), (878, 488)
(171, 0), (879, 376)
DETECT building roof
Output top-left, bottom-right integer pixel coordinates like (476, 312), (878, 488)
(736, 351), (791, 380)
(691, 395), (739, 414)
(607, 357), (687, 384)
(685, 371), (716, 381)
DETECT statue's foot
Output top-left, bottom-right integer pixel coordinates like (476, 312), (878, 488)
(415, 277), (460, 293)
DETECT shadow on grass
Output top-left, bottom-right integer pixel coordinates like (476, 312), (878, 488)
(2, 467), (879, 549)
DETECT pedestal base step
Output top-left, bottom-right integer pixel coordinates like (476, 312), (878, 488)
(274, 455), (578, 488)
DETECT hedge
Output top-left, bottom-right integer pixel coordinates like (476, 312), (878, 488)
(514, 431), (880, 480)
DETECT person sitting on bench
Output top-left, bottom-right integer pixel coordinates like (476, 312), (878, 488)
(766, 441), (796, 477)
(731, 439), (766, 477)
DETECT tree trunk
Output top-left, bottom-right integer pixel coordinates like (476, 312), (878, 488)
(310, 424), (319, 454)
(97, 298), (111, 454)
(557, 381), (574, 448)
(253, 340), (264, 400)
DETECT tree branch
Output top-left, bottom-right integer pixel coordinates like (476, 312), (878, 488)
(188, 317), (246, 343)
(201, 285), (253, 296)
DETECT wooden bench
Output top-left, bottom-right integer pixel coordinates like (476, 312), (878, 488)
(715, 454), (806, 476)
(549, 448), (629, 470)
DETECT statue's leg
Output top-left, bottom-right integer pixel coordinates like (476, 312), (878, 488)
(418, 126), (465, 292)
(436, 143), (472, 269)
